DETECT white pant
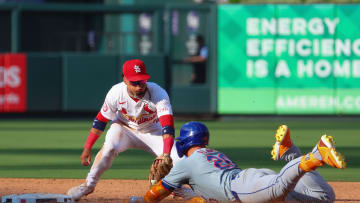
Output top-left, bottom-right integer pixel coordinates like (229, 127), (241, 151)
(231, 157), (334, 202)
(86, 121), (180, 187)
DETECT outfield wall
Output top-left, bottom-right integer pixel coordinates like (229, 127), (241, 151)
(0, 53), (167, 112)
(2, 3), (360, 115)
(218, 4), (360, 115)
(0, 3), (217, 115)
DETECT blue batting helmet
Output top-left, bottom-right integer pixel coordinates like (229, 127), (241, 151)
(175, 121), (209, 158)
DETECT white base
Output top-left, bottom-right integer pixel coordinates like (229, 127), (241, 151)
(1, 193), (74, 203)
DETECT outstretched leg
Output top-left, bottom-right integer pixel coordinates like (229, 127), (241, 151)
(271, 125), (302, 162)
(231, 134), (346, 202)
(271, 125), (344, 202)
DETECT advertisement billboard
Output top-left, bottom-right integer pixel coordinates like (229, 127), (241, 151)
(0, 54), (27, 112)
(218, 4), (360, 114)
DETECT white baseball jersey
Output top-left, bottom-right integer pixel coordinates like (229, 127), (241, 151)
(85, 82), (178, 188)
(100, 82), (172, 131)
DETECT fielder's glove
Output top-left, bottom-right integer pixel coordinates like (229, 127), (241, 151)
(148, 153), (173, 187)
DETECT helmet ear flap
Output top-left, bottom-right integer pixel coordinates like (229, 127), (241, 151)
(175, 140), (184, 158)
(203, 133), (209, 145)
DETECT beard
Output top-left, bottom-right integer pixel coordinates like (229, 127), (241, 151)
(134, 90), (146, 98)
(128, 88), (147, 99)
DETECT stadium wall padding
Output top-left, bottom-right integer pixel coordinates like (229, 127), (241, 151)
(26, 54), (169, 112)
(27, 54), (62, 112)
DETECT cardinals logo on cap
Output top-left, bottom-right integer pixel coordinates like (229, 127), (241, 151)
(134, 65), (141, 73)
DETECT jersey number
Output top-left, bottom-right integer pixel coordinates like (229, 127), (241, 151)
(206, 153), (235, 170)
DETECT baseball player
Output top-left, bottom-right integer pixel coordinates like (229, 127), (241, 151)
(135, 122), (346, 203)
(67, 59), (180, 201)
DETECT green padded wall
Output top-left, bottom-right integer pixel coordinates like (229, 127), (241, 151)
(27, 54), (62, 111)
(62, 54), (118, 111)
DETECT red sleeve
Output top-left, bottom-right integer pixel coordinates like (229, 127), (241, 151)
(96, 112), (109, 123)
(84, 132), (100, 150)
(159, 115), (174, 154)
(85, 112), (108, 150)
(158, 114), (174, 128)
(163, 136), (174, 154)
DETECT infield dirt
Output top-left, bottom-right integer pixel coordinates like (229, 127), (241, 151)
(0, 178), (359, 203)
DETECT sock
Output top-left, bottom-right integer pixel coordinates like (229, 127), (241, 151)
(299, 153), (324, 172)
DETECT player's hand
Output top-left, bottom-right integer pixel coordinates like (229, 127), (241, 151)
(153, 153), (170, 168)
(148, 153), (173, 186)
(80, 148), (92, 166)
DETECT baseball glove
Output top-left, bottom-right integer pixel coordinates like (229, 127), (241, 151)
(148, 153), (173, 187)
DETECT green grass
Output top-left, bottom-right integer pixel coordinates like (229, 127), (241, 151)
(0, 118), (359, 181)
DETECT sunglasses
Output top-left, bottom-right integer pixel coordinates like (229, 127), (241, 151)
(130, 80), (147, 86)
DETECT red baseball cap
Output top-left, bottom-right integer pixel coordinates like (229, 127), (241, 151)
(122, 59), (150, 81)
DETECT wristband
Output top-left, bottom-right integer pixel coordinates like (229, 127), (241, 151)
(162, 125), (174, 136)
(92, 118), (107, 131)
(84, 132), (100, 150)
(163, 136), (174, 154)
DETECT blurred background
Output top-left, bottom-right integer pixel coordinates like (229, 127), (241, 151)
(2, 0), (360, 117)
(1, 0), (360, 117)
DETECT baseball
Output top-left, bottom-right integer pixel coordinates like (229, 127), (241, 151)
(150, 179), (157, 185)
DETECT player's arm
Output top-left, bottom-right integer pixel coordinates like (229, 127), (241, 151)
(80, 85), (118, 166)
(159, 114), (175, 156)
(80, 111), (109, 166)
(148, 114), (174, 179)
(152, 86), (175, 156)
(144, 181), (173, 203)
(144, 180), (207, 203)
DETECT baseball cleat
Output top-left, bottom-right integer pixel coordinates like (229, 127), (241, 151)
(271, 125), (292, 160)
(316, 135), (346, 169)
(67, 182), (95, 201)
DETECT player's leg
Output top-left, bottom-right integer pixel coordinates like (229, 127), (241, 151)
(67, 122), (132, 200)
(271, 125), (335, 202)
(86, 122), (134, 186)
(286, 170), (335, 202)
(291, 134), (346, 202)
(271, 125), (302, 162)
(231, 157), (305, 202)
(232, 134), (346, 202)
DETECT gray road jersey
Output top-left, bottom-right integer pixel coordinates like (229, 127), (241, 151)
(162, 148), (242, 201)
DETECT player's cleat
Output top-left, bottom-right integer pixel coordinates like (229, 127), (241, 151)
(67, 182), (95, 201)
(299, 135), (346, 172)
(271, 125), (292, 160)
(316, 135), (346, 169)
